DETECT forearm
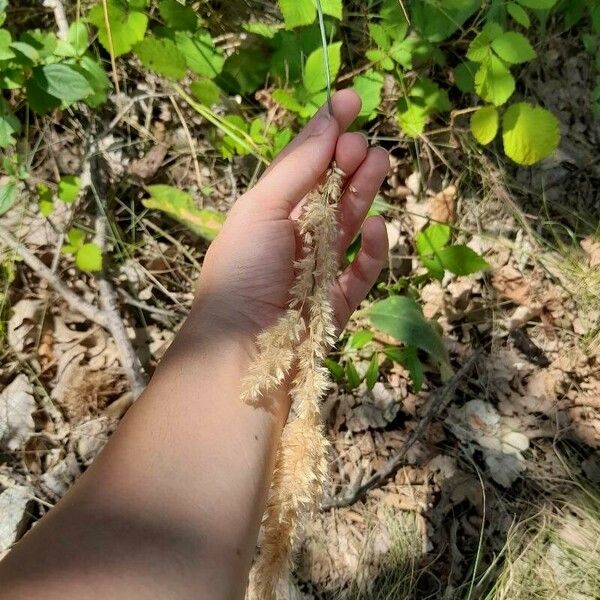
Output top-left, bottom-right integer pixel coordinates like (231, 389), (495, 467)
(0, 302), (288, 599)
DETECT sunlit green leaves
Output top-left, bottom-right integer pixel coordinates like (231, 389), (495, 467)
(277, 0), (342, 29)
(368, 295), (451, 373)
(134, 36), (187, 79)
(507, 2), (531, 27)
(76, 243), (103, 272)
(35, 64), (93, 103)
(470, 105), (499, 144)
(303, 41), (341, 93)
(62, 228), (103, 272)
(88, 0), (148, 57)
(0, 98), (20, 148)
(58, 175), (81, 203)
(502, 102), (560, 165)
(353, 70), (384, 119)
(0, 180), (17, 216)
(474, 54), (515, 106)
(415, 223), (489, 279)
(175, 31), (224, 78)
(491, 32), (536, 64)
(397, 78), (450, 137)
(143, 185), (225, 240)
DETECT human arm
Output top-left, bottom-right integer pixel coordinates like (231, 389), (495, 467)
(0, 90), (389, 599)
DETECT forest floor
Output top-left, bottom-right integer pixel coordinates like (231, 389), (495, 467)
(1, 7), (599, 600)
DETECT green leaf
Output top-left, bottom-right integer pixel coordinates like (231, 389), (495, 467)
(67, 21), (89, 55)
(502, 102), (560, 165)
(219, 48), (269, 94)
(474, 55), (515, 106)
(175, 31), (224, 78)
(25, 75), (61, 113)
(0, 28), (14, 59)
(437, 245), (489, 275)
(0, 98), (20, 148)
(368, 296), (450, 369)
(0, 180), (17, 216)
(515, 0), (557, 8)
(58, 175), (81, 203)
(467, 21), (503, 62)
(11, 41), (39, 64)
(134, 36), (187, 80)
(320, 0), (343, 19)
(88, 0), (148, 57)
(396, 79), (450, 137)
(353, 69), (384, 118)
(67, 227), (86, 248)
(324, 357), (344, 382)
(369, 23), (390, 50)
(349, 330), (374, 349)
(345, 359), (361, 390)
(143, 185), (224, 240)
(37, 64), (93, 103)
(78, 56), (112, 107)
(470, 105), (499, 145)
(190, 78), (221, 105)
(385, 346), (424, 391)
(303, 41), (342, 93)
(491, 31), (536, 64)
(454, 61), (477, 93)
(365, 353), (379, 390)
(507, 2), (531, 28)
(242, 22), (283, 38)
(278, 0), (316, 29)
(412, 0), (481, 42)
(37, 183), (54, 216)
(415, 224), (451, 257)
(158, 0), (197, 30)
(76, 243), (103, 272)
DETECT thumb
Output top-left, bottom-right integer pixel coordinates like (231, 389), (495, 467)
(243, 113), (339, 217)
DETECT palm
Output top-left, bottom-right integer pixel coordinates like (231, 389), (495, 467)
(196, 90), (389, 338)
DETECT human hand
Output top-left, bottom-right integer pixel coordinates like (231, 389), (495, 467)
(195, 90), (390, 339)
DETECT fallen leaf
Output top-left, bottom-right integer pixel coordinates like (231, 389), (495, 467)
(7, 298), (43, 353)
(0, 486), (32, 553)
(491, 265), (532, 306)
(429, 185), (456, 224)
(0, 375), (36, 451)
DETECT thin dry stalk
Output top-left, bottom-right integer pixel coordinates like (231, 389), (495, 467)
(242, 165), (344, 598)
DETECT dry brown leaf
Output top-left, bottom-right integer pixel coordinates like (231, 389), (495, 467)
(491, 265), (532, 306)
(581, 236), (600, 267)
(429, 185), (456, 224)
(7, 298), (43, 353)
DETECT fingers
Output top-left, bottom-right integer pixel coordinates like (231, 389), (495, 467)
(241, 90), (362, 218)
(244, 114), (340, 218)
(332, 216), (388, 331)
(334, 132), (368, 176)
(336, 147), (390, 257)
(263, 89), (362, 176)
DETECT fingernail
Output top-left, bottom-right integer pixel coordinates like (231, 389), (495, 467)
(311, 113), (333, 136)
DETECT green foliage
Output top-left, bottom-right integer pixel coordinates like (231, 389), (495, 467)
(62, 228), (103, 273)
(367, 295), (452, 384)
(471, 106), (499, 145)
(58, 176), (81, 204)
(502, 102), (561, 165)
(142, 185), (224, 240)
(415, 223), (489, 280)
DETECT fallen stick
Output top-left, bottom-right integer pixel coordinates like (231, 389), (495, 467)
(322, 350), (482, 510)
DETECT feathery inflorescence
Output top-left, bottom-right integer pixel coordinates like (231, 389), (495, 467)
(241, 164), (344, 598)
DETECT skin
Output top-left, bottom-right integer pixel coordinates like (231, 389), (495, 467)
(0, 90), (389, 599)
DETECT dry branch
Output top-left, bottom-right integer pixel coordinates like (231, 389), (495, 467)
(322, 350), (482, 510)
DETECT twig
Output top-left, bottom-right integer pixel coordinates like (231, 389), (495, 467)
(0, 223), (108, 328)
(322, 351), (482, 510)
(42, 0), (68, 40)
(90, 151), (148, 399)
